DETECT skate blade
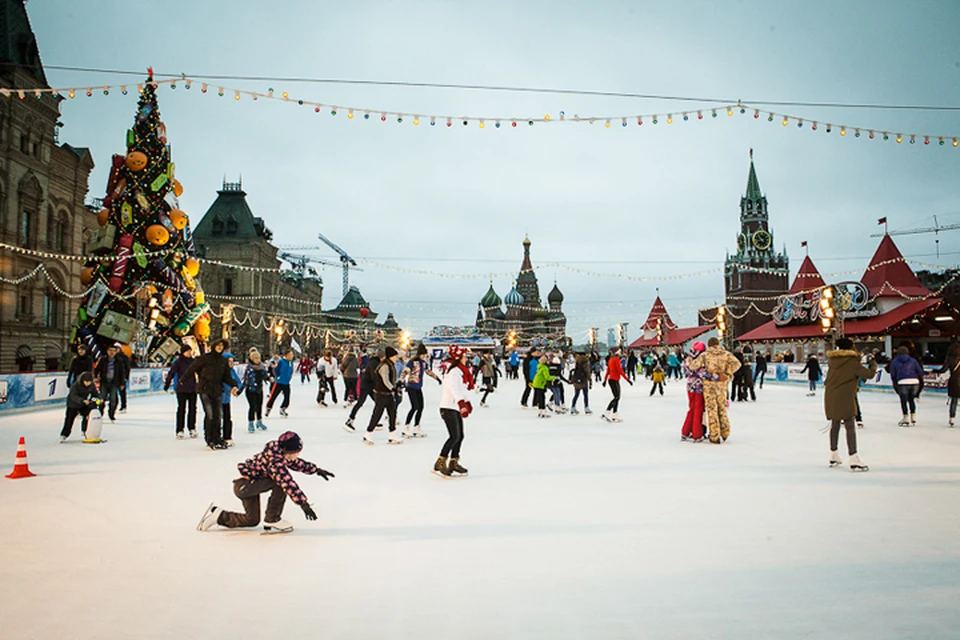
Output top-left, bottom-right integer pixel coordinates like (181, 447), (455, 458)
(261, 528), (293, 535)
(363, 440), (374, 446)
(197, 502), (215, 531)
(829, 462), (843, 468)
(850, 466), (869, 472)
(386, 440), (404, 445)
(432, 470), (452, 479)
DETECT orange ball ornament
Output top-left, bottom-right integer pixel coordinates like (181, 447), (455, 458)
(168, 209), (188, 230)
(125, 150), (148, 171)
(120, 344), (133, 358)
(184, 257), (200, 277)
(172, 179), (184, 197)
(80, 266), (96, 285)
(194, 320), (211, 342)
(145, 224), (170, 246)
(97, 208), (110, 226)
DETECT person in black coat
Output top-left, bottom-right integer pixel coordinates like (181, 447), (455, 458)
(66, 344), (94, 386)
(520, 347), (539, 408)
(184, 339), (239, 449)
(754, 352), (768, 389)
(94, 344), (129, 421)
(164, 344), (199, 439)
(800, 354), (822, 396)
(60, 372), (98, 441)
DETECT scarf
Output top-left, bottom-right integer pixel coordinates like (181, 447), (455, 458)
(448, 359), (475, 390)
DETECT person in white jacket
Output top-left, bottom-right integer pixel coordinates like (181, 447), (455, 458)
(434, 345), (475, 477)
(316, 350), (340, 406)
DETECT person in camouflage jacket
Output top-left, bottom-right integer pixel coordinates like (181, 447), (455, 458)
(200, 431), (335, 532)
(687, 338), (741, 443)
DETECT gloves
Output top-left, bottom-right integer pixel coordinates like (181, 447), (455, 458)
(315, 467), (335, 481)
(301, 503), (318, 521)
(627, 380), (634, 386)
(436, 377), (443, 385)
(602, 380), (607, 387)
(458, 399), (473, 418)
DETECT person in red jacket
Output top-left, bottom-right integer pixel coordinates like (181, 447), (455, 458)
(602, 347), (632, 422)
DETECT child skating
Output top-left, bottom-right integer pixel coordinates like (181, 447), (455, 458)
(650, 364), (666, 396)
(197, 431), (335, 534)
(60, 372), (98, 442)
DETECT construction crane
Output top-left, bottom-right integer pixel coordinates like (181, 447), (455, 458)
(870, 216), (960, 258)
(277, 252), (337, 288)
(279, 233), (360, 299)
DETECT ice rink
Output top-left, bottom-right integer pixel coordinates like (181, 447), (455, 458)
(1, 376), (958, 639)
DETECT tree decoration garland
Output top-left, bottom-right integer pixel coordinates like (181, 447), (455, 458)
(72, 70), (208, 363)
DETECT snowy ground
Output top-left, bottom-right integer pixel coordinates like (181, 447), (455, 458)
(1, 376), (958, 640)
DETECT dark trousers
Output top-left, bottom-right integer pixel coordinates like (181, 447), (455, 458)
(222, 403), (233, 441)
(343, 377), (358, 402)
(118, 384), (128, 410)
(100, 383), (119, 419)
(176, 391), (197, 434)
(405, 388), (425, 425)
(439, 408), (464, 458)
(266, 383), (291, 410)
(317, 376), (328, 403)
(246, 390), (263, 421)
(521, 383), (533, 406)
(349, 385), (374, 420)
(830, 417), (857, 455)
(757, 370), (766, 388)
(324, 377), (338, 404)
(650, 381), (664, 396)
(606, 380), (621, 413)
(61, 405), (92, 438)
(367, 393), (398, 432)
(572, 386), (589, 409)
(219, 477), (287, 528)
(199, 393), (224, 445)
(533, 388), (546, 410)
(897, 383), (920, 414)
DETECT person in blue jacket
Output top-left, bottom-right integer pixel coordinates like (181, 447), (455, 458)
(890, 345), (925, 426)
(221, 353), (244, 446)
(266, 348), (295, 418)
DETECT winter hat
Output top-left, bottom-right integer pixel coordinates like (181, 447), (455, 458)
(180, 343), (193, 354)
(278, 431), (303, 453)
(691, 341), (706, 354)
(385, 346), (398, 359)
(448, 344), (465, 360)
(836, 338), (854, 350)
(416, 343), (428, 356)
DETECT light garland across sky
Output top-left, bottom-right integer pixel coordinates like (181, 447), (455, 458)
(5, 75), (959, 147)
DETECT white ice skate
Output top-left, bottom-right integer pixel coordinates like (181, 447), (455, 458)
(362, 433), (375, 446)
(401, 426), (414, 438)
(538, 410), (551, 419)
(849, 454), (869, 472)
(829, 450), (843, 468)
(262, 519), (294, 535)
(387, 432), (404, 445)
(601, 411), (612, 422)
(611, 413), (623, 423)
(197, 503), (223, 532)
(410, 425), (426, 438)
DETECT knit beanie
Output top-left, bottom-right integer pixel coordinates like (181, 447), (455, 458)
(385, 346), (398, 359)
(278, 431), (303, 453)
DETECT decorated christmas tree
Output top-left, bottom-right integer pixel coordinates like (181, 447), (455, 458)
(73, 69), (209, 363)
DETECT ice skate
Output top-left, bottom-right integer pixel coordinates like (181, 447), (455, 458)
(910, 413), (917, 425)
(898, 415), (910, 427)
(197, 503), (223, 531)
(681, 435), (690, 442)
(176, 432), (185, 440)
(265, 407), (272, 417)
(387, 431), (404, 445)
(950, 417), (956, 427)
(611, 413), (623, 423)
(584, 407), (593, 415)
(601, 411), (612, 422)
(570, 407), (579, 415)
(856, 421), (864, 429)
(433, 456), (451, 478)
(189, 430), (198, 439)
(279, 408), (289, 417)
(59, 435), (67, 443)
(829, 450), (843, 468)
(344, 418), (355, 432)
(207, 441), (228, 451)
(225, 439), (234, 447)
(692, 437), (705, 443)
(262, 519), (294, 534)
(537, 410), (551, 419)
(449, 458), (468, 476)
(849, 453), (869, 472)
(362, 432), (375, 446)
(411, 425), (426, 438)
(247, 422), (255, 434)
(256, 420), (267, 431)
(402, 426), (414, 438)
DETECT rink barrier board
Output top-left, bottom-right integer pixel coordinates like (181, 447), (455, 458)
(0, 368), (170, 415)
(761, 363), (948, 394)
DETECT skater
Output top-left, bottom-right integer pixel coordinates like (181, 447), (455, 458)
(520, 347), (539, 407)
(666, 351), (681, 380)
(890, 345), (925, 426)
(402, 344), (441, 437)
(116, 344), (131, 414)
(197, 431), (334, 534)
(265, 348), (294, 418)
(184, 339), (240, 450)
(66, 344), (94, 386)
(649, 364), (665, 396)
(508, 349), (520, 379)
(164, 344), (198, 439)
(754, 351), (768, 389)
(298, 355), (313, 384)
(626, 351), (638, 383)
(94, 343), (128, 423)
(60, 372), (98, 442)
(824, 338), (876, 471)
(737, 358), (756, 402)
(602, 347), (632, 422)
(243, 347), (270, 433)
(688, 338), (741, 443)
(546, 354), (568, 412)
(363, 347), (403, 445)
(531, 354), (556, 418)
(479, 353), (498, 407)
(801, 354), (822, 396)
(220, 352), (242, 447)
(341, 349), (359, 405)
(570, 352), (592, 415)
(433, 345), (474, 477)
(317, 350), (340, 406)
(935, 341), (960, 427)
(681, 342), (717, 442)
(345, 352), (380, 431)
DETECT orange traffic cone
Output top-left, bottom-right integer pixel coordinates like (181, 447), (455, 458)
(6, 437), (36, 479)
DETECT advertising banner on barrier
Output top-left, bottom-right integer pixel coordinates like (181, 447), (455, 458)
(33, 374), (69, 403)
(129, 370), (152, 392)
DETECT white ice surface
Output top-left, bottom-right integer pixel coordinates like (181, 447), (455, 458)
(1, 378), (958, 640)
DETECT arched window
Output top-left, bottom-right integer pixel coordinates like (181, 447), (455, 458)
(43, 287), (61, 329)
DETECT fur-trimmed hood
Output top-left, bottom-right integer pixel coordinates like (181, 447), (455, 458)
(827, 349), (860, 359)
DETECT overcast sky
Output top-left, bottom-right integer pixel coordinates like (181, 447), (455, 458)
(28, 0), (960, 340)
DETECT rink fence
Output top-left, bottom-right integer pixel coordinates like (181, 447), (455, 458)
(765, 363), (948, 394)
(0, 368), (170, 415)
